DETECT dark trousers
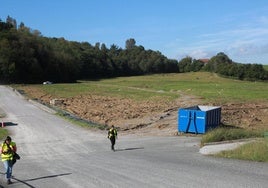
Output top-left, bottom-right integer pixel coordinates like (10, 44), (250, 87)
(110, 137), (116, 150)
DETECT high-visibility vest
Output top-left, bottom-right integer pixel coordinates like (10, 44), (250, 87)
(108, 128), (117, 138)
(1, 142), (16, 161)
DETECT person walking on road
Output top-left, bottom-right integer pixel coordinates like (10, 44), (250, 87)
(1, 136), (17, 184)
(108, 125), (117, 151)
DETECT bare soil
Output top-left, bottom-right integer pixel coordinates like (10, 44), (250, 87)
(21, 87), (268, 136)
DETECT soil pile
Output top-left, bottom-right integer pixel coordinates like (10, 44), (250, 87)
(21, 87), (268, 136)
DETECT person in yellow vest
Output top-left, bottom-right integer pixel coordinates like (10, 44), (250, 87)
(1, 136), (17, 184)
(108, 125), (117, 151)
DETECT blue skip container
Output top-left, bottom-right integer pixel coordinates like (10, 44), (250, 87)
(178, 105), (221, 134)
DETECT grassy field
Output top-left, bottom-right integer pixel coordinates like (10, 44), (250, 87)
(19, 72), (268, 104)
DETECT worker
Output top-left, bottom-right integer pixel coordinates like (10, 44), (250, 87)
(1, 136), (17, 184)
(108, 125), (117, 151)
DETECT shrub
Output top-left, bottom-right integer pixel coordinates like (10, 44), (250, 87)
(201, 127), (263, 146)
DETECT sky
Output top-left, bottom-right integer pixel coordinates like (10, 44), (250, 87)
(1, 0), (268, 64)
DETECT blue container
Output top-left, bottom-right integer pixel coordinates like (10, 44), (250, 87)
(178, 105), (221, 134)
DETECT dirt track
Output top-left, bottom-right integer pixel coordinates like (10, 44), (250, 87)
(20, 86), (268, 136)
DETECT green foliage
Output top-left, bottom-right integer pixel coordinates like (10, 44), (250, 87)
(263, 65), (268, 71)
(203, 52), (268, 81)
(0, 17), (267, 84)
(125, 38), (136, 50)
(201, 127), (264, 146)
(0, 128), (9, 141)
(216, 139), (268, 162)
(0, 17), (178, 84)
(0, 19), (13, 30)
(178, 57), (204, 73)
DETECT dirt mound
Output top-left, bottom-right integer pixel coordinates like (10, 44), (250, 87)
(221, 103), (268, 129)
(20, 87), (268, 136)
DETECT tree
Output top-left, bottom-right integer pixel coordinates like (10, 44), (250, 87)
(94, 42), (100, 50)
(6, 16), (17, 29)
(125, 38), (136, 50)
(191, 59), (204, 72)
(205, 52), (232, 73)
(0, 19), (13, 31)
(101, 43), (107, 52)
(178, 56), (192, 72)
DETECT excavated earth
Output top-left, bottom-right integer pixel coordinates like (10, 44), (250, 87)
(20, 87), (268, 136)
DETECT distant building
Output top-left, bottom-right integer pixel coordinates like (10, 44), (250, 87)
(198, 58), (210, 64)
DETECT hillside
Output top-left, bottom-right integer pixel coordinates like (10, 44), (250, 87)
(16, 73), (268, 136)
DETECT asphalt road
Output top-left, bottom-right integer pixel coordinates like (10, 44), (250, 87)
(0, 85), (268, 188)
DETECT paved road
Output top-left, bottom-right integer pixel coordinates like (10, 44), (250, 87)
(0, 86), (267, 188)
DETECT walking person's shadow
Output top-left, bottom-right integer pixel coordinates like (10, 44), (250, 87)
(114, 147), (144, 152)
(0, 172), (71, 188)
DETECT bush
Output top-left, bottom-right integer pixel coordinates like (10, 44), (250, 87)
(201, 127), (263, 146)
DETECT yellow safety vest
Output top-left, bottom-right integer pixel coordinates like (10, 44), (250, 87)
(108, 128), (117, 138)
(1, 142), (16, 161)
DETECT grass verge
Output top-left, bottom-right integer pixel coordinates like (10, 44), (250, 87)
(55, 110), (108, 130)
(201, 127), (263, 146)
(201, 126), (264, 146)
(0, 129), (9, 141)
(216, 139), (268, 162)
(0, 108), (8, 140)
(201, 127), (268, 162)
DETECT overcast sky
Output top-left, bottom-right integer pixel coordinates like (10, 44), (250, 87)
(1, 0), (268, 64)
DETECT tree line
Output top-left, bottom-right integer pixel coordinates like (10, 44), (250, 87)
(0, 16), (267, 84)
(178, 53), (268, 81)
